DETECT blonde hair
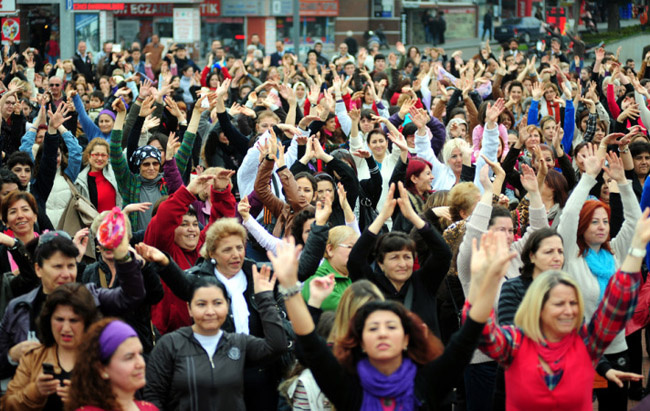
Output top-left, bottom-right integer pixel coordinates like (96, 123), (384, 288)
(514, 270), (584, 343)
(449, 182), (480, 221)
(82, 138), (110, 166)
(442, 138), (468, 166)
(327, 280), (384, 343)
(325, 226), (358, 258)
(200, 218), (247, 259)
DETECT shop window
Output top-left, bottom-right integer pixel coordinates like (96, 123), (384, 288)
(75, 14), (100, 55)
(276, 16), (335, 50)
(201, 18), (245, 57)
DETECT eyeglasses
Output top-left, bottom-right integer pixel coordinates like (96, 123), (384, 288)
(90, 153), (108, 158)
(38, 230), (72, 246)
(50, 83), (61, 87)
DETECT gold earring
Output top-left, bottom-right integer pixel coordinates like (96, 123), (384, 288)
(102, 373), (109, 379)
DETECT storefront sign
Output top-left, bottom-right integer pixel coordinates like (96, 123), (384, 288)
(221, 0), (337, 16)
(437, 6), (476, 39)
(300, 0), (337, 16)
(73, 3), (125, 11)
(173, 8), (201, 42)
(0, 0), (16, 14)
(1, 17), (19, 42)
(114, 1), (219, 17)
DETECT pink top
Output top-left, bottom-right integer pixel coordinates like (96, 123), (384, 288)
(76, 401), (158, 411)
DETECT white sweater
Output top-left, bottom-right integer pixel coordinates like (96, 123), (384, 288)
(556, 174), (641, 354)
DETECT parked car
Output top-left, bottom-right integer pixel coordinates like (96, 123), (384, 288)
(494, 17), (544, 44)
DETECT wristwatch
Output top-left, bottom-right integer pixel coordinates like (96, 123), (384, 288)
(628, 247), (647, 258)
(278, 281), (303, 299)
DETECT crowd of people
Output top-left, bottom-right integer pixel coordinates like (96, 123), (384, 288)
(0, 27), (647, 411)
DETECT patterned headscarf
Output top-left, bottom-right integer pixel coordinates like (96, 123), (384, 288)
(130, 145), (161, 169)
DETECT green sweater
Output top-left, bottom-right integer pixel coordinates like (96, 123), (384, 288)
(302, 259), (351, 311)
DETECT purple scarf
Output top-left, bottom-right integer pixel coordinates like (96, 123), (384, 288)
(357, 357), (418, 411)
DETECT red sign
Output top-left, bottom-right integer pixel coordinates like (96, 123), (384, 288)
(1, 17), (19, 42)
(73, 3), (124, 11)
(300, 0), (337, 16)
(114, 1), (219, 17)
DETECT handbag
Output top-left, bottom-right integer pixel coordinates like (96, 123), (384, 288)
(57, 177), (99, 260)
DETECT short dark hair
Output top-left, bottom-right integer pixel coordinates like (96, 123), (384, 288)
(189, 276), (230, 306)
(374, 232), (416, 263)
(630, 141), (650, 158)
(291, 208), (316, 247)
(37, 283), (99, 346)
(294, 171), (317, 193)
(90, 90), (104, 101)
(488, 206), (513, 228)
(520, 228), (563, 278)
(29, 235), (80, 267)
(7, 151), (34, 171)
(0, 169), (20, 190)
(374, 54), (386, 62)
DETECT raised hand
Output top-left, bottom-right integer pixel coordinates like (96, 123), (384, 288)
(603, 151), (626, 184)
(485, 98), (505, 124)
(583, 143), (603, 178)
(531, 82), (543, 100)
(138, 95), (156, 117)
(481, 154), (505, 181)
(47, 102), (72, 129)
(165, 131), (180, 161)
(267, 237), (302, 288)
(123, 202), (152, 215)
(352, 149), (371, 159)
(520, 163), (539, 193)
(396, 181), (424, 227)
(387, 131), (409, 152)
(252, 264), (276, 293)
(307, 274), (336, 308)
(134, 243), (169, 265)
(187, 174), (216, 196)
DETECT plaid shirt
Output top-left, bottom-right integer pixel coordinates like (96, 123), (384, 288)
(582, 112), (598, 143)
(463, 269), (640, 389)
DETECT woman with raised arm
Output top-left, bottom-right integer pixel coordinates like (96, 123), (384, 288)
(556, 143), (642, 409)
(272, 229), (515, 410)
(347, 181), (452, 338)
(468, 209), (650, 410)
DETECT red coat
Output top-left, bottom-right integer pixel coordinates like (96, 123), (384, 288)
(144, 184), (236, 334)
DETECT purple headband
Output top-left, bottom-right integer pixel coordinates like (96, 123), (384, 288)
(99, 320), (137, 362)
(98, 109), (116, 121)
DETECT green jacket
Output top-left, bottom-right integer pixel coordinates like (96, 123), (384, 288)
(302, 258), (351, 311)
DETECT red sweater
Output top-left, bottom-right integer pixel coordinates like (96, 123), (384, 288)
(89, 170), (116, 212)
(505, 335), (593, 410)
(144, 184), (237, 334)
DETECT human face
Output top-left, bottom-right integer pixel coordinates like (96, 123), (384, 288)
(509, 86), (522, 102)
(301, 218), (315, 244)
(375, 59), (386, 72)
(410, 166), (433, 195)
(0, 183), (17, 201)
(544, 87), (556, 101)
(210, 235), (245, 278)
(296, 177), (315, 208)
(583, 207), (609, 249)
(489, 217), (515, 247)
(530, 236), (564, 276)
(98, 114), (114, 134)
(139, 158), (160, 180)
(35, 251), (77, 294)
(535, 148), (555, 170)
(174, 215), (200, 251)
(575, 146), (588, 173)
(256, 116), (278, 134)
(500, 114), (512, 130)
(102, 337), (146, 396)
(525, 130), (540, 151)
(2, 96), (16, 117)
(338, 44), (348, 56)
(89, 145), (109, 172)
(368, 133), (388, 158)
(542, 121), (556, 143)
(326, 236), (357, 276)
(295, 85), (306, 99)
(78, 42), (87, 55)
(379, 249), (414, 288)
(344, 63), (355, 76)
(448, 148), (463, 175)
(316, 180), (335, 203)
(360, 118), (375, 134)
(361, 310), (409, 365)
(540, 284), (579, 342)
(190, 286), (229, 335)
(51, 305), (84, 350)
(10, 164), (31, 187)
(633, 152), (650, 177)
(600, 177), (612, 203)
(6, 199), (36, 235)
(325, 117), (337, 132)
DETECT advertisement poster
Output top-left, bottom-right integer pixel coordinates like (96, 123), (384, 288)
(1, 17), (19, 42)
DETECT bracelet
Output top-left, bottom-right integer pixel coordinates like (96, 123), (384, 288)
(8, 238), (21, 251)
(620, 146), (630, 153)
(628, 247), (647, 258)
(278, 281), (303, 299)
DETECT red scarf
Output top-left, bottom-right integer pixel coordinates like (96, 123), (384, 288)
(546, 100), (561, 123)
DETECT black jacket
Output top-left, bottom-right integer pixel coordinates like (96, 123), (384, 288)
(143, 291), (287, 411)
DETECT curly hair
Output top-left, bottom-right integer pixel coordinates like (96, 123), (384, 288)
(82, 138), (110, 167)
(66, 318), (122, 411)
(333, 300), (443, 374)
